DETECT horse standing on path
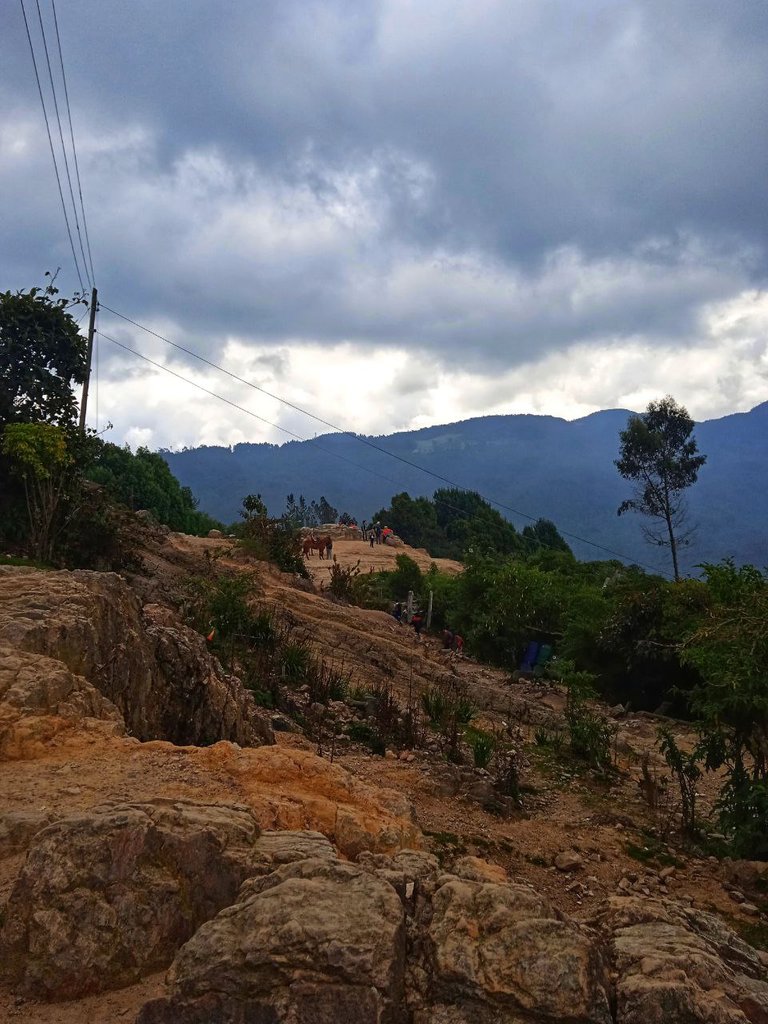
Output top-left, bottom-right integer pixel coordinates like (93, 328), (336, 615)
(302, 534), (332, 558)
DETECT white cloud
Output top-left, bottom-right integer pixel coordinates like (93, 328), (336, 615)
(87, 290), (768, 449)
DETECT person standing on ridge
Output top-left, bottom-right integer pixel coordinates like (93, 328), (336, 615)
(412, 610), (424, 642)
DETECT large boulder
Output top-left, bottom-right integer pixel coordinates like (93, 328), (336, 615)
(0, 567), (272, 748)
(594, 895), (768, 1023)
(414, 876), (612, 1024)
(0, 645), (124, 759)
(137, 857), (406, 1024)
(0, 799), (262, 999)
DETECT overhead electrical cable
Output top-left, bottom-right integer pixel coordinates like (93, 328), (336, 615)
(95, 329), (541, 540)
(33, 0), (91, 290)
(99, 305), (670, 574)
(96, 329), (407, 488)
(50, 0), (96, 285)
(18, 0), (85, 292)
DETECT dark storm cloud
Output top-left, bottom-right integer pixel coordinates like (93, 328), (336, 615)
(2, 0), (768, 381)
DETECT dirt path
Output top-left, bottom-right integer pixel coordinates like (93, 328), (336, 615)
(303, 537), (463, 587)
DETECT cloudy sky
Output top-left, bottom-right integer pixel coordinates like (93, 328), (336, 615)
(2, 0), (768, 450)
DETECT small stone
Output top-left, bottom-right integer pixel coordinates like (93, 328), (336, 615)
(741, 903), (760, 917)
(554, 851), (583, 872)
(659, 866), (676, 880)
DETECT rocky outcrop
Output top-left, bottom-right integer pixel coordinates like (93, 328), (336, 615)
(0, 799), (263, 999)
(0, 645), (124, 759)
(414, 876), (612, 1024)
(139, 858), (406, 1024)
(3, 799), (766, 1024)
(0, 808), (61, 856)
(0, 567), (272, 748)
(204, 743), (422, 857)
(594, 895), (768, 1023)
(137, 844), (613, 1024)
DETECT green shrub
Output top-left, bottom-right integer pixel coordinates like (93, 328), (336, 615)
(327, 559), (361, 601)
(281, 641), (312, 682)
(454, 695), (477, 724)
(421, 686), (449, 725)
(468, 730), (496, 769)
(348, 721), (374, 744)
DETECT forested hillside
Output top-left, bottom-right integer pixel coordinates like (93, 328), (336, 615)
(163, 402), (768, 573)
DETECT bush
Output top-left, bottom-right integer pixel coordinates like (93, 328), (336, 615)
(327, 559), (361, 601)
(468, 730), (496, 769)
(422, 686), (449, 725)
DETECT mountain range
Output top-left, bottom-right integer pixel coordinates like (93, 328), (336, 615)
(162, 402), (768, 574)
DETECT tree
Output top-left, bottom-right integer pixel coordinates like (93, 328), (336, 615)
(241, 493), (268, 521)
(0, 283), (87, 429)
(522, 518), (572, 555)
(313, 496), (338, 525)
(1, 423), (74, 561)
(87, 442), (223, 535)
(615, 396), (706, 580)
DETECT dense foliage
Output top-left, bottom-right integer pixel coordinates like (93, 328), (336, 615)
(234, 494), (307, 576)
(87, 441), (223, 535)
(0, 282), (87, 429)
(371, 488), (571, 561)
(0, 281), (223, 561)
(282, 493), (354, 527)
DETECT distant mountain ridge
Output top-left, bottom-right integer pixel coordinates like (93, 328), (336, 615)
(162, 402), (768, 573)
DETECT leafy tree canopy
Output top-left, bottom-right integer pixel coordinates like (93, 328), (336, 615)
(87, 442), (223, 536)
(371, 489), (570, 561)
(616, 396), (706, 579)
(0, 282), (87, 429)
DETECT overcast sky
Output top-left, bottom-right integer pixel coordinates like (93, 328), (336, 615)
(2, 0), (768, 450)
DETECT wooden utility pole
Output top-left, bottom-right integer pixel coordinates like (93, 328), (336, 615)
(78, 286), (98, 432)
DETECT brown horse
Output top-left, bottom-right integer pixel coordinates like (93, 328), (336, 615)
(302, 535), (329, 558)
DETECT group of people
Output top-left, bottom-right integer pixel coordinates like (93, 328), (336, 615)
(391, 601), (463, 652)
(362, 521), (391, 547)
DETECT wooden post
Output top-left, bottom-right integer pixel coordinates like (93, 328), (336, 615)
(426, 588), (434, 630)
(78, 286), (98, 432)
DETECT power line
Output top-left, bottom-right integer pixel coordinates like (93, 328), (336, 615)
(50, 0), (96, 285)
(33, 0), (91, 290)
(95, 329), (406, 489)
(94, 331), (552, 548)
(99, 304), (670, 573)
(19, 0), (85, 292)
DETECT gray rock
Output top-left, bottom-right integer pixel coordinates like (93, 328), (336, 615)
(414, 876), (612, 1023)
(0, 569), (273, 748)
(1, 799), (262, 999)
(593, 894), (768, 1023)
(137, 858), (406, 1024)
(555, 850), (584, 872)
(0, 809), (61, 855)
